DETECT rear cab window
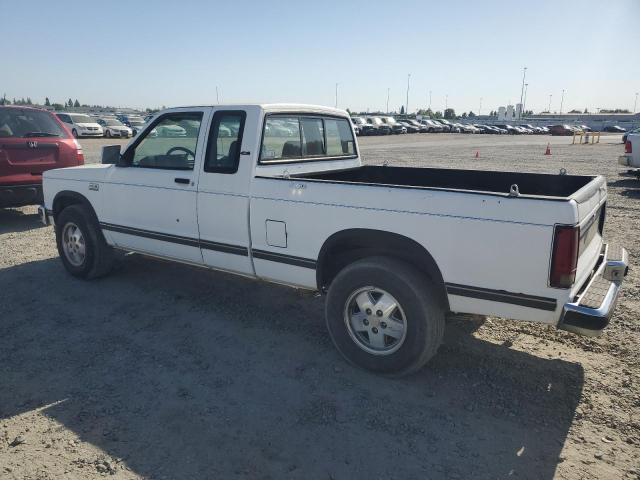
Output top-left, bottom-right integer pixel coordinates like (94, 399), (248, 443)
(260, 114), (356, 163)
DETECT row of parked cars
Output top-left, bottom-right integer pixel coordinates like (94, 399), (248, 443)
(350, 116), (630, 137)
(53, 112), (149, 138)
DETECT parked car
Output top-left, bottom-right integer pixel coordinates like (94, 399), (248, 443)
(604, 125), (626, 133)
(365, 116), (392, 135)
(548, 125), (575, 136)
(96, 118), (132, 138)
(397, 121), (420, 133)
(350, 116), (374, 136)
(420, 119), (445, 132)
(0, 106), (84, 208)
(117, 115), (147, 136)
(434, 119), (455, 132)
(380, 117), (407, 134)
(40, 103), (628, 376)
(56, 113), (103, 138)
(579, 125), (592, 132)
(494, 124), (520, 135)
(402, 119), (429, 133)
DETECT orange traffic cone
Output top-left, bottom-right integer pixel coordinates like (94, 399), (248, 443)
(544, 143), (551, 155)
(475, 150), (479, 158)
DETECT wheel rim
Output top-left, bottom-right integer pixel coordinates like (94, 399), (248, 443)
(343, 287), (407, 356)
(62, 222), (86, 267)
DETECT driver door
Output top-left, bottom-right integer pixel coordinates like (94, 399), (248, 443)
(100, 108), (211, 264)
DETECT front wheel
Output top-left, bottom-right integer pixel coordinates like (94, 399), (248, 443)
(105, 130), (111, 138)
(56, 204), (114, 279)
(71, 129), (78, 138)
(325, 256), (445, 376)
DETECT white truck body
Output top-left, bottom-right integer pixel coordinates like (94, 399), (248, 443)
(619, 133), (640, 170)
(40, 104), (629, 374)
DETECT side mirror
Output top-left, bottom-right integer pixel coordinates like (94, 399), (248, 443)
(101, 144), (123, 165)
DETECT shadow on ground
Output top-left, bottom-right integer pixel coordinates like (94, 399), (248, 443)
(0, 256), (583, 479)
(0, 208), (45, 234)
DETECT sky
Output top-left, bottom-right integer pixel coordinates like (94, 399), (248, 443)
(3, 0), (639, 114)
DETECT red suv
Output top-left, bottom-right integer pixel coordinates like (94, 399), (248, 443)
(0, 106), (84, 208)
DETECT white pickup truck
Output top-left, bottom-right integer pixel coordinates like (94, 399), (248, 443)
(40, 104), (629, 376)
(619, 133), (640, 177)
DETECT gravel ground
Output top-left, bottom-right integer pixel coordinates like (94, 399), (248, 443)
(1, 133), (638, 480)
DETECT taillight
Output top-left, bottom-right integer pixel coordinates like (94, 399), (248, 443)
(550, 225), (579, 288)
(73, 139), (85, 165)
(625, 141), (632, 154)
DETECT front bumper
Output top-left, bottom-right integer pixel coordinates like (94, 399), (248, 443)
(558, 244), (629, 337)
(0, 184), (43, 208)
(79, 131), (103, 137)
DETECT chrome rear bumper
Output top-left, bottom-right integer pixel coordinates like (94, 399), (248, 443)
(558, 244), (628, 337)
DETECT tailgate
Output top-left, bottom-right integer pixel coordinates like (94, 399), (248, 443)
(0, 139), (60, 177)
(572, 176), (607, 294)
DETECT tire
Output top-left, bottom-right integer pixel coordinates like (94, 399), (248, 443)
(105, 130), (111, 138)
(325, 256), (445, 376)
(71, 129), (78, 138)
(55, 204), (114, 279)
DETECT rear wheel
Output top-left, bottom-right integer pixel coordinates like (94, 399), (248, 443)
(56, 204), (114, 279)
(325, 256), (445, 376)
(105, 130), (112, 138)
(71, 129), (78, 138)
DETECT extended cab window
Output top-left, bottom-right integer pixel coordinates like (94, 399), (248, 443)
(204, 111), (246, 174)
(260, 115), (356, 163)
(127, 112), (203, 170)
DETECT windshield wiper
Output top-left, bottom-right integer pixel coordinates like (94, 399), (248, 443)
(23, 132), (60, 137)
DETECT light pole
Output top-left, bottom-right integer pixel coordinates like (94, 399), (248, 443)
(548, 94), (552, 113)
(479, 97), (483, 116)
(634, 92), (639, 113)
(335, 83), (338, 108)
(405, 73), (411, 114)
(216, 86), (220, 103)
(523, 83), (528, 116)
(429, 90), (432, 110)
(386, 88), (390, 114)
(445, 94), (448, 111)
(560, 89), (565, 114)
(519, 67), (527, 119)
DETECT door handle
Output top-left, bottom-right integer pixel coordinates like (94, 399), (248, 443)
(174, 178), (190, 184)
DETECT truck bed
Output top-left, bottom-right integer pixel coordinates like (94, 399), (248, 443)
(297, 166), (594, 198)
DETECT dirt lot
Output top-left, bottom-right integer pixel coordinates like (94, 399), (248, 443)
(1, 133), (638, 480)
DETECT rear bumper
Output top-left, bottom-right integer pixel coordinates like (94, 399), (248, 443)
(558, 244), (629, 337)
(0, 183), (43, 208)
(618, 155), (631, 166)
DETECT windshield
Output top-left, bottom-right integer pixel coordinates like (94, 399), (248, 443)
(0, 108), (66, 138)
(369, 117), (383, 125)
(129, 120), (145, 126)
(103, 119), (124, 126)
(384, 117), (397, 124)
(351, 117), (365, 125)
(71, 114), (93, 124)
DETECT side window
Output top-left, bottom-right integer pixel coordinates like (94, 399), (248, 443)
(126, 112), (203, 170)
(260, 117), (301, 161)
(325, 118), (355, 156)
(204, 111), (246, 174)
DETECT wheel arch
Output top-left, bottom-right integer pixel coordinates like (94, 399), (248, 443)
(52, 190), (99, 224)
(317, 229), (449, 310)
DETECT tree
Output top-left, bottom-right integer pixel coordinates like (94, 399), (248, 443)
(568, 109), (581, 114)
(68, 98), (73, 108)
(45, 97), (51, 106)
(74, 99), (80, 108)
(433, 110), (443, 119)
(444, 108), (456, 119)
(468, 111), (476, 118)
(26, 97), (32, 105)
(52, 103), (64, 110)
(400, 105), (405, 115)
(461, 112), (467, 119)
